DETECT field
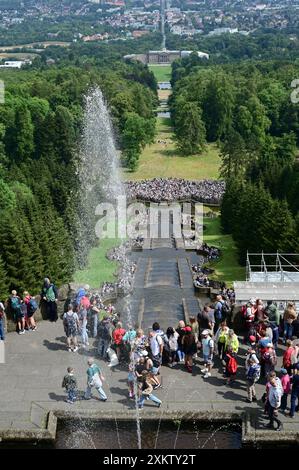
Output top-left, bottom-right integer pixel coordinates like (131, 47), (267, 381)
(148, 64), (172, 82)
(122, 118), (221, 181)
(0, 42), (70, 51)
(203, 216), (245, 286)
(0, 52), (38, 60)
(73, 238), (121, 289)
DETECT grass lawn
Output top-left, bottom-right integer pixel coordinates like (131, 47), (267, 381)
(122, 118), (221, 181)
(73, 238), (121, 289)
(148, 64), (172, 82)
(203, 216), (245, 286)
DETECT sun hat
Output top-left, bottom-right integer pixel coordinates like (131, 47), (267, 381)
(202, 329), (209, 336)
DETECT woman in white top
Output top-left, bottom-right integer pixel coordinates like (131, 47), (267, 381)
(166, 327), (179, 367)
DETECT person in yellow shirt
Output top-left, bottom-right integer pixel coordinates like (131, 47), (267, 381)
(224, 329), (239, 355)
(214, 321), (230, 360)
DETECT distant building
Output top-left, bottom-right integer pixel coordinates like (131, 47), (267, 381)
(132, 30), (150, 38)
(208, 28), (238, 36)
(124, 49), (209, 65)
(0, 60), (32, 69)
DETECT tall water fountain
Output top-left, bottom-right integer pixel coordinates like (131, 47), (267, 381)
(76, 87), (142, 449)
(76, 87), (125, 265)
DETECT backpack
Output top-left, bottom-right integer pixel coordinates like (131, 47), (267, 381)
(28, 298), (38, 314)
(221, 301), (230, 316)
(20, 303), (27, 316)
(283, 347), (294, 368)
(11, 296), (21, 313)
(65, 313), (76, 330)
(98, 322), (111, 340)
(156, 332), (170, 352)
(227, 354), (237, 374)
(250, 364), (261, 382)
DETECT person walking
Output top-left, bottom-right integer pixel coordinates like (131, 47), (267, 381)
(63, 304), (79, 352)
(246, 359), (260, 403)
(41, 278), (58, 322)
(62, 367), (77, 404)
(84, 358), (107, 401)
(266, 375), (283, 431)
(138, 370), (162, 409)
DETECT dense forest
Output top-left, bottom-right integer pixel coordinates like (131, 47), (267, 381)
(0, 59), (157, 298)
(170, 57), (299, 262)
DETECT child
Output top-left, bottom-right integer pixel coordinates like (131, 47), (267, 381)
(62, 367), (77, 403)
(280, 368), (291, 413)
(128, 362), (136, 399)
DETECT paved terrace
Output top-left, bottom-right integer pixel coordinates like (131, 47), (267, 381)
(0, 243), (299, 446)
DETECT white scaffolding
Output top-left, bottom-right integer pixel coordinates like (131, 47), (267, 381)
(234, 252), (299, 306)
(246, 252), (299, 282)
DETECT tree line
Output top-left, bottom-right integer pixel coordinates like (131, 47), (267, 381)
(170, 59), (299, 263)
(0, 60), (157, 299)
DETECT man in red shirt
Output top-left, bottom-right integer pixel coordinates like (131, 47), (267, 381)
(112, 322), (126, 361)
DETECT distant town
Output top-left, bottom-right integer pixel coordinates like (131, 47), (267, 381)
(0, 0), (298, 49)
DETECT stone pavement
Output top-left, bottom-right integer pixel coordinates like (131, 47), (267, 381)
(1, 319), (299, 444)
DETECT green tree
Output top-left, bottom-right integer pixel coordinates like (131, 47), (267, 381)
(14, 102), (35, 161)
(174, 100), (206, 155)
(0, 255), (9, 300)
(202, 74), (234, 141)
(220, 129), (249, 179)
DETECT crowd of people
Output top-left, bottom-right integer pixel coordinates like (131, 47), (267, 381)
(125, 178), (226, 204)
(69, 292), (299, 426)
(0, 278), (58, 338)
(198, 243), (221, 261)
(2, 279), (299, 427)
(100, 241), (138, 296)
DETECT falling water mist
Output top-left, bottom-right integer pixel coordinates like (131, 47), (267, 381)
(76, 86), (142, 449)
(76, 87), (124, 265)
